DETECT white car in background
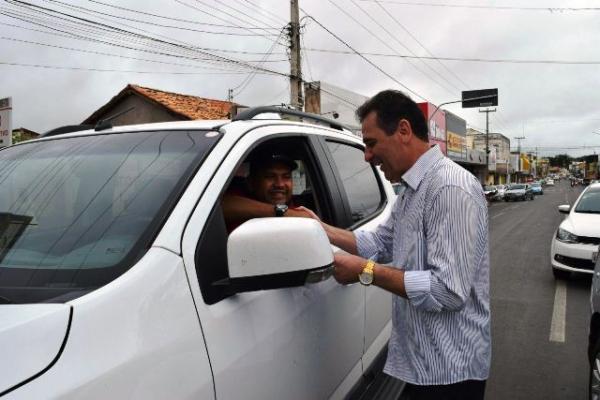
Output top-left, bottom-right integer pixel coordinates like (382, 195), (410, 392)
(546, 178), (555, 186)
(551, 183), (600, 279)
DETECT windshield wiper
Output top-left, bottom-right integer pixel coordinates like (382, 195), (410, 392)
(0, 295), (12, 304)
(575, 210), (600, 214)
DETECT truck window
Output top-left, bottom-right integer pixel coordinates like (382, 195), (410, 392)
(0, 130), (219, 304)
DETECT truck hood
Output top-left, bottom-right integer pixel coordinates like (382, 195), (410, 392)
(506, 189), (526, 194)
(0, 304), (71, 395)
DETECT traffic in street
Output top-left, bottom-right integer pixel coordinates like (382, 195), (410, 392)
(486, 179), (590, 399)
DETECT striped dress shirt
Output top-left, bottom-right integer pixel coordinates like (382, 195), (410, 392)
(355, 145), (491, 385)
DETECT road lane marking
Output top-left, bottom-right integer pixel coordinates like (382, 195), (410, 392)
(549, 280), (567, 343)
(506, 205), (519, 211)
(491, 211), (506, 219)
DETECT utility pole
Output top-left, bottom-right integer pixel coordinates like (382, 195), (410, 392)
(289, 0), (303, 110)
(479, 108), (496, 182)
(227, 88), (233, 102)
(514, 136), (526, 183)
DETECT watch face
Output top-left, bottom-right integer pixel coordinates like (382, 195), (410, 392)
(275, 204), (288, 216)
(359, 271), (373, 285)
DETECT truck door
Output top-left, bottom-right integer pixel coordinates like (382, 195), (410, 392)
(181, 126), (365, 400)
(319, 138), (394, 368)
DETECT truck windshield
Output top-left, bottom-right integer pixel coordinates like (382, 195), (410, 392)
(0, 130), (219, 304)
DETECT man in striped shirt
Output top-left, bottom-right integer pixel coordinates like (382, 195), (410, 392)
(316, 90), (490, 399)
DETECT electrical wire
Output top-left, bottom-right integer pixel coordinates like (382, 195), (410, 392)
(232, 28), (287, 97)
(0, 22), (287, 56)
(38, 0), (281, 36)
(374, 0), (471, 90)
(303, 47), (600, 65)
(357, 1), (600, 12)
(0, 61), (278, 75)
(345, 0), (459, 95)
(239, 0), (288, 27)
(0, 36), (288, 67)
(211, 0), (282, 31)
(1, 2), (291, 77)
(300, 12), (429, 102)
(178, 0), (286, 46)
(81, 0), (281, 30)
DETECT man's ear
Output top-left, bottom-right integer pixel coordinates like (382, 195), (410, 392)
(396, 119), (413, 143)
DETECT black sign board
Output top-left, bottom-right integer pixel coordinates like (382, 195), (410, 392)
(461, 89), (498, 108)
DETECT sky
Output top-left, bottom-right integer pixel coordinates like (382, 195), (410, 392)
(1, 0), (600, 157)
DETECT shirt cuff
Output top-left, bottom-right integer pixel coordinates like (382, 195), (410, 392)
(404, 270), (443, 312)
(404, 270), (431, 299)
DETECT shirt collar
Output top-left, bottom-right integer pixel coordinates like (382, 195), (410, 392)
(401, 145), (443, 191)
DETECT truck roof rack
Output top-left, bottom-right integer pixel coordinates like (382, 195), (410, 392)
(232, 106), (348, 132)
(42, 125), (94, 137)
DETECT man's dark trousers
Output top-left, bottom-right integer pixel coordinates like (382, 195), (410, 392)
(400, 379), (486, 400)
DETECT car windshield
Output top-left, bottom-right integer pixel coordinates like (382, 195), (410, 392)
(0, 130), (219, 304)
(532, 183), (541, 187)
(484, 185), (496, 191)
(509, 184), (525, 190)
(574, 188), (600, 214)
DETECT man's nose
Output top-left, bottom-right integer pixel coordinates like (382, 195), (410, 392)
(273, 176), (286, 186)
(364, 148), (373, 163)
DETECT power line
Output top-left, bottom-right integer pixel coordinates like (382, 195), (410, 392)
(38, 0), (281, 36)
(0, 61), (279, 75)
(211, 0), (282, 31)
(239, 0), (287, 26)
(178, 0), (285, 45)
(346, 0), (459, 95)
(1, 2), (291, 77)
(0, 22), (287, 55)
(374, 0), (471, 89)
(358, 0), (600, 12)
(81, 0), (281, 30)
(304, 47), (600, 65)
(319, 0), (452, 97)
(232, 29), (287, 97)
(300, 13), (429, 102)
(0, 35), (287, 66)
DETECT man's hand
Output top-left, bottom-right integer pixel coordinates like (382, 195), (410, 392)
(292, 206), (320, 221)
(333, 253), (367, 285)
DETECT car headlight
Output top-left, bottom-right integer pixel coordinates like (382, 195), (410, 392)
(557, 227), (579, 244)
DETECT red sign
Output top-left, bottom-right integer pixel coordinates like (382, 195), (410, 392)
(418, 102), (447, 155)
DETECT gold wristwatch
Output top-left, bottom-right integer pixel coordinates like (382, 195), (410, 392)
(359, 260), (375, 286)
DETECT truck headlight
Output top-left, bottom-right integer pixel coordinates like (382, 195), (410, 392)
(557, 227), (578, 244)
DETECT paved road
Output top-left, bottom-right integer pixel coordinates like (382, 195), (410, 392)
(486, 181), (590, 399)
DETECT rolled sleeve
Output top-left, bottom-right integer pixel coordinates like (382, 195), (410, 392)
(409, 185), (487, 312)
(404, 270), (443, 312)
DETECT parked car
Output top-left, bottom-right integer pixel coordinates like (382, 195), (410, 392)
(551, 183), (600, 279)
(483, 185), (498, 202)
(494, 184), (508, 201)
(504, 184), (534, 201)
(530, 182), (544, 195)
(0, 107), (401, 399)
(587, 243), (600, 399)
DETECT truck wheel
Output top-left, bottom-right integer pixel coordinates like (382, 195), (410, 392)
(553, 268), (570, 280)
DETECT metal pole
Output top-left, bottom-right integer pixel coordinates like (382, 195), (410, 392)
(515, 136), (525, 183)
(289, 0), (303, 110)
(479, 108), (496, 183)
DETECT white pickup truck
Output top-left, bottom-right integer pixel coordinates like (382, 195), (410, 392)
(0, 107), (402, 399)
